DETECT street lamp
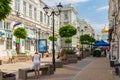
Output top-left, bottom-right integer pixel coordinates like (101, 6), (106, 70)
(36, 29), (40, 53)
(43, 3), (63, 71)
(77, 26), (87, 59)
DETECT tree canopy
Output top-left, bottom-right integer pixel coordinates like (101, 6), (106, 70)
(0, 0), (12, 21)
(80, 34), (96, 45)
(13, 27), (27, 39)
(59, 24), (77, 37)
(48, 35), (57, 41)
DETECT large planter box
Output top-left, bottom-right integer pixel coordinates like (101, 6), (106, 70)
(16, 54), (27, 62)
(66, 54), (77, 58)
(0, 72), (16, 80)
(3, 76), (16, 80)
(55, 60), (63, 68)
(66, 54), (78, 63)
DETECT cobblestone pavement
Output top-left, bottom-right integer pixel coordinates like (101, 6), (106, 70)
(0, 56), (120, 80)
(27, 57), (95, 80)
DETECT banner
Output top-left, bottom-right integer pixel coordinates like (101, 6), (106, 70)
(38, 39), (47, 53)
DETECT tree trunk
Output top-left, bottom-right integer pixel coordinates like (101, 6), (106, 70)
(16, 38), (20, 54)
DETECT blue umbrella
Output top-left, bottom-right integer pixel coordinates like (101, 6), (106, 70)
(93, 40), (110, 46)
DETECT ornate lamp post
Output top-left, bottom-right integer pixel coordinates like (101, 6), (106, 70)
(77, 26), (87, 59)
(43, 3), (63, 71)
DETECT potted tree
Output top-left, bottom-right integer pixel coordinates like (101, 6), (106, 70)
(13, 27), (27, 62)
(65, 38), (71, 49)
(80, 34), (96, 57)
(59, 24), (77, 49)
(13, 27), (27, 54)
(59, 24), (77, 63)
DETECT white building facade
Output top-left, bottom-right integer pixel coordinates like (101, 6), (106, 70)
(60, 4), (94, 49)
(0, 0), (60, 59)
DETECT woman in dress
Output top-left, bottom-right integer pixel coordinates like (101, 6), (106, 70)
(32, 52), (41, 78)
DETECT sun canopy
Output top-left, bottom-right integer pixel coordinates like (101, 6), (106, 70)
(93, 40), (110, 46)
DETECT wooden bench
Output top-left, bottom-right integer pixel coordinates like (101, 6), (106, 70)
(18, 65), (50, 80)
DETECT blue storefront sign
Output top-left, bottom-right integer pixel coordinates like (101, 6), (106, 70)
(38, 39), (47, 53)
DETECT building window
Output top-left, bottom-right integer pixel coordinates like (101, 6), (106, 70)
(40, 11), (43, 22)
(6, 38), (12, 49)
(25, 39), (30, 50)
(4, 22), (10, 30)
(44, 13), (46, 23)
(15, 0), (20, 11)
(23, 1), (26, 16)
(47, 16), (49, 25)
(34, 8), (37, 20)
(29, 4), (32, 18)
(64, 12), (68, 20)
(0, 21), (3, 29)
(0, 39), (4, 44)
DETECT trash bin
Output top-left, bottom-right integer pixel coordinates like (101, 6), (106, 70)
(110, 60), (114, 67)
(114, 63), (120, 76)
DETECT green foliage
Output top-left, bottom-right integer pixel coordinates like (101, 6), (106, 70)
(65, 38), (72, 43)
(0, 0), (12, 21)
(80, 34), (95, 45)
(13, 27), (27, 39)
(95, 40), (99, 43)
(65, 49), (75, 55)
(93, 50), (101, 57)
(48, 35), (57, 41)
(59, 24), (77, 37)
(24, 50), (29, 54)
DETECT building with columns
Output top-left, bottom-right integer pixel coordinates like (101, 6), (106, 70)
(0, 1), (95, 59)
(0, 0), (60, 59)
(60, 4), (94, 48)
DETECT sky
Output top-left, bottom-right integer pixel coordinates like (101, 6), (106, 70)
(43, 0), (109, 37)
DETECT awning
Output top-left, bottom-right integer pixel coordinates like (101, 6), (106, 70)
(0, 30), (5, 36)
(93, 40), (110, 46)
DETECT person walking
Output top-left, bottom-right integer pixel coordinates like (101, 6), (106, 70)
(32, 52), (41, 79)
(106, 50), (110, 59)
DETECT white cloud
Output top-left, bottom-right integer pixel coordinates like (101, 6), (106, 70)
(97, 6), (109, 11)
(43, 0), (89, 6)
